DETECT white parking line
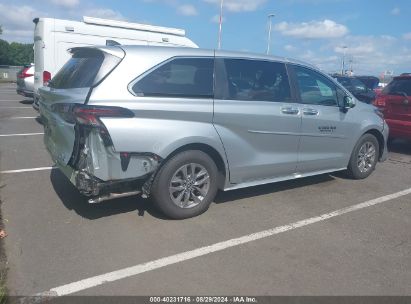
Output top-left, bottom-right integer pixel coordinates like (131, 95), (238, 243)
(32, 187), (411, 297)
(0, 133), (44, 137)
(0, 100), (26, 102)
(0, 116), (37, 120)
(0, 167), (54, 174)
(0, 106), (32, 109)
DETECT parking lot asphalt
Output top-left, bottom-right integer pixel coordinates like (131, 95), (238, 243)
(0, 83), (410, 297)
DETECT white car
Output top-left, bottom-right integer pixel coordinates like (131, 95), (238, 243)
(16, 64), (34, 97)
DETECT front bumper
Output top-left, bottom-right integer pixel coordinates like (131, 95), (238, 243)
(16, 88), (34, 98)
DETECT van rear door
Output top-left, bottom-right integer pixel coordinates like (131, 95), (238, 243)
(39, 47), (124, 166)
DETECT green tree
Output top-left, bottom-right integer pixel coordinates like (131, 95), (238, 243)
(0, 25), (2, 35)
(0, 39), (10, 65)
(8, 42), (34, 65)
(0, 39), (33, 65)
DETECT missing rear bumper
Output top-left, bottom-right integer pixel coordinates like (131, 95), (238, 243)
(53, 125), (163, 203)
(74, 169), (148, 197)
(88, 190), (142, 204)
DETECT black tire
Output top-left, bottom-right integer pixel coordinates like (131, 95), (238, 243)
(346, 133), (379, 179)
(151, 150), (219, 219)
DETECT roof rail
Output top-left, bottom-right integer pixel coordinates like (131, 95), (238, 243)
(83, 16), (186, 37)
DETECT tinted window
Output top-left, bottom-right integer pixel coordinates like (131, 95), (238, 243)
(132, 58), (214, 98)
(335, 77), (351, 88)
(106, 40), (121, 46)
(218, 59), (291, 102)
(335, 77), (367, 92)
(350, 78), (367, 92)
(356, 76), (379, 90)
(383, 78), (411, 96)
(50, 49), (120, 89)
(294, 66), (338, 106)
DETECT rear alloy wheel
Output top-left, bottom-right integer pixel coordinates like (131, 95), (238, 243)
(151, 150), (218, 219)
(346, 134), (379, 179)
(169, 163), (211, 209)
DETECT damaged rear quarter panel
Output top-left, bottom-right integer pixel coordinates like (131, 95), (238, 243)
(84, 129), (159, 181)
(99, 116), (227, 164)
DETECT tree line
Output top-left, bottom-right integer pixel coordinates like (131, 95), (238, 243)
(0, 25), (34, 66)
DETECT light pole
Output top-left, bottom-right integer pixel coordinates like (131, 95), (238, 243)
(218, 0), (224, 50)
(349, 55), (353, 75)
(266, 13), (275, 55)
(341, 46), (348, 75)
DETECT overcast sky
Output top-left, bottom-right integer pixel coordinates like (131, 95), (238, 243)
(0, 0), (410, 75)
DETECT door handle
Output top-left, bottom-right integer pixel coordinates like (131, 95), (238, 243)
(281, 107), (300, 115)
(302, 108), (319, 116)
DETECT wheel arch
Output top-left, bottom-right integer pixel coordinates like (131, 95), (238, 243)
(363, 128), (385, 160)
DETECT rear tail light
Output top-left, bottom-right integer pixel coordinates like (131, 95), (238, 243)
(43, 71), (51, 86)
(52, 104), (134, 127)
(373, 95), (386, 107)
(18, 67), (33, 79)
(73, 105), (134, 126)
(52, 104), (134, 146)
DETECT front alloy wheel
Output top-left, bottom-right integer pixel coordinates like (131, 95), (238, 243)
(347, 133), (379, 179)
(357, 141), (376, 173)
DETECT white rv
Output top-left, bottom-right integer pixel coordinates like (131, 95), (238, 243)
(33, 16), (198, 107)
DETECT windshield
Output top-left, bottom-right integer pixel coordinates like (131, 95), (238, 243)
(335, 77), (367, 92)
(356, 76), (379, 90)
(350, 78), (367, 92)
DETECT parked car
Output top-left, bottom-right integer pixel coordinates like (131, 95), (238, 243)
(33, 16), (198, 110)
(374, 74), (411, 141)
(356, 76), (380, 91)
(39, 46), (388, 219)
(16, 64), (34, 97)
(332, 75), (376, 104)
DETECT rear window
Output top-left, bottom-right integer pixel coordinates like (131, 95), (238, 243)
(49, 49), (121, 89)
(132, 57), (214, 98)
(383, 78), (411, 96)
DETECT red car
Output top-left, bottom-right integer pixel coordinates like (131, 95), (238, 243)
(374, 74), (411, 141)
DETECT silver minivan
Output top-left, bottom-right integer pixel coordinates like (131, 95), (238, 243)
(39, 46), (388, 219)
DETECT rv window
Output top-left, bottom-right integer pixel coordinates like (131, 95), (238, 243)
(106, 40), (121, 46)
(49, 49), (121, 89)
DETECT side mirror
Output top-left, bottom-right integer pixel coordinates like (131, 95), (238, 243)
(341, 95), (355, 113)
